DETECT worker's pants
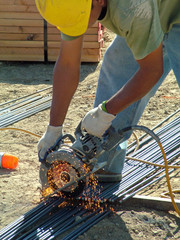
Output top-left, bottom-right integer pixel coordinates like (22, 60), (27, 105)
(94, 23), (180, 174)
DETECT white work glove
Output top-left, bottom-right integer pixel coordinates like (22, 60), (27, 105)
(81, 104), (116, 138)
(37, 125), (63, 162)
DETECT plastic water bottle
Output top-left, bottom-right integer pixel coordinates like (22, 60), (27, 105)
(0, 152), (18, 169)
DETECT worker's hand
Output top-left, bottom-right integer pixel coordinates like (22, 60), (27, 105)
(37, 125), (63, 162)
(81, 104), (116, 138)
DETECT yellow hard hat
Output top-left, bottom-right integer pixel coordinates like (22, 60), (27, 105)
(35, 0), (92, 36)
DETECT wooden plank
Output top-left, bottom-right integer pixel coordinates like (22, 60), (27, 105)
(0, 26), (44, 34)
(81, 55), (100, 62)
(0, 47), (44, 54)
(0, 47), (44, 61)
(0, 54), (44, 61)
(0, 40), (43, 48)
(0, 12), (42, 20)
(0, 39), (102, 51)
(0, 33), (43, 41)
(0, 0), (36, 5)
(0, 19), (43, 27)
(86, 28), (100, 35)
(1, 47), (98, 59)
(0, 5), (37, 13)
(124, 195), (180, 211)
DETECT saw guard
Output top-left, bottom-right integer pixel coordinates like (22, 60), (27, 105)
(39, 148), (88, 197)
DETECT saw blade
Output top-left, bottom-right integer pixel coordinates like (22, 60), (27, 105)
(48, 161), (79, 192)
(43, 161), (107, 200)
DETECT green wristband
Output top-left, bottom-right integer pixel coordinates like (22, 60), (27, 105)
(102, 100), (108, 112)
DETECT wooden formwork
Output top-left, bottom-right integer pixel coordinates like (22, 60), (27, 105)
(0, 0), (104, 62)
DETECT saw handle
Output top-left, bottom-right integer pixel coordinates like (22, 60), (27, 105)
(74, 121), (84, 138)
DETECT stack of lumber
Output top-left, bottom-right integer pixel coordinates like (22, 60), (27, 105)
(0, 0), (104, 62)
(0, 0), (44, 61)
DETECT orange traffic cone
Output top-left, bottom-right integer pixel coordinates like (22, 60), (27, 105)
(0, 152), (18, 169)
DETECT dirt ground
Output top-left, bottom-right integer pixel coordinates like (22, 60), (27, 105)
(0, 30), (180, 239)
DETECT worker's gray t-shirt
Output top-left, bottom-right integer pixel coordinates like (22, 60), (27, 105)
(61, 0), (180, 60)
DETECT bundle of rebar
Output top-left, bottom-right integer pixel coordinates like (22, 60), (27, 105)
(0, 110), (179, 240)
(0, 87), (52, 128)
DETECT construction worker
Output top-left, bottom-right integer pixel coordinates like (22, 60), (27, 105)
(36, 0), (180, 182)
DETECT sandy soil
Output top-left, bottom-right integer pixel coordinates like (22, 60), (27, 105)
(0, 30), (180, 239)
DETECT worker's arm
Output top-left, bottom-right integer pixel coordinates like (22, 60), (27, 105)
(105, 42), (163, 114)
(50, 36), (84, 126)
(38, 36), (83, 160)
(81, 42), (164, 137)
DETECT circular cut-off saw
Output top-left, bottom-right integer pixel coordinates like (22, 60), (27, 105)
(39, 122), (125, 198)
(39, 122), (160, 198)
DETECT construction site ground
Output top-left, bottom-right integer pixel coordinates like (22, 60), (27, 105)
(0, 30), (180, 239)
